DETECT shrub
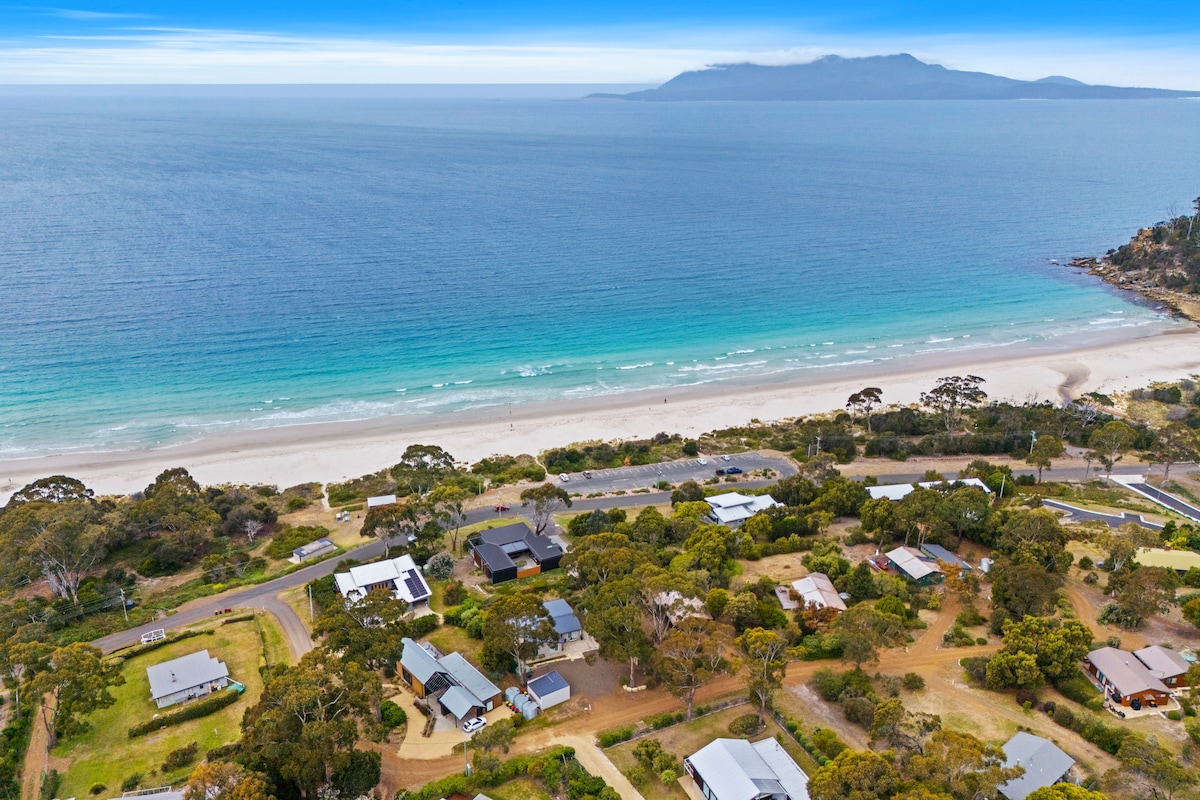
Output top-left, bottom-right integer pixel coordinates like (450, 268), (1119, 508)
(1015, 689), (1040, 708)
(427, 552), (456, 580)
(128, 690), (241, 737)
(381, 700), (407, 730)
(597, 727), (634, 747)
(120, 774), (142, 793)
(1083, 572), (1099, 585)
(811, 728), (846, 759)
(162, 742), (199, 773)
(206, 742), (240, 762)
(39, 772), (61, 800)
(411, 614), (440, 636)
(728, 714), (763, 736)
(285, 497), (310, 512)
(264, 525), (330, 560)
(901, 672), (926, 691)
(1052, 704), (1075, 728)
(961, 656), (990, 684)
(625, 765), (648, 786)
(443, 580), (467, 606)
(644, 712), (685, 730)
(841, 696), (877, 729)
(1167, 710), (1182, 721)
(89, 785), (107, 796)
(1053, 670), (1104, 712)
(1078, 556), (1094, 570)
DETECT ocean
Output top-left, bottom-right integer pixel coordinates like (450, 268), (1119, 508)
(1, 92), (1197, 457)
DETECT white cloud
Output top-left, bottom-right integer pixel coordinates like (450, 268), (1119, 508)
(0, 26), (1196, 88)
(47, 7), (151, 20)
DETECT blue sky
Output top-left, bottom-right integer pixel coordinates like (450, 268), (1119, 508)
(2, 1), (1199, 85)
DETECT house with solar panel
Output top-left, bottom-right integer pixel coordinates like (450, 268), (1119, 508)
(398, 638), (502, 723)
(684, 737), (810, 800)
(333, 553), (432, 608)
(468, 521), (564, 584)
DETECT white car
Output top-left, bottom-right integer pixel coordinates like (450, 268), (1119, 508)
(696, 458), (708, 465)
(462, 716), (487, 734)
(721, 455), (731, 462)
(559, 473), (569, 482)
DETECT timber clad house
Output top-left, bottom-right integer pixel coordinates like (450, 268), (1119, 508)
(398, 638), (501, 723)
(468, 521), (563, 584)
(1084, 647), (1173, 708)
(1133, 645), (1191, 688)
(146, 650), (230, 709)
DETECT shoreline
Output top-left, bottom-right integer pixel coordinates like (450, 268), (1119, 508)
(2, 327), (1198, 502)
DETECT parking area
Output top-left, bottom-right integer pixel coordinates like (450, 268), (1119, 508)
(557, 451), (795, 495)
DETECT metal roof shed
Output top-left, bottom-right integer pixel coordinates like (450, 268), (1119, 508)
(527, 670), (570, 709)
(146, 650), (230, 708)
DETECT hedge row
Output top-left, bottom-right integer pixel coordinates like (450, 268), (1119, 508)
(128, 689), (241, 738)
(1047, 705), (1130, 755)
(597, 726), (635, 747)
(411, 614), (439, 636)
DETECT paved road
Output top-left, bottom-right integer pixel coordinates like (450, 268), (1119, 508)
(863, 465), (1148, 486)
(1041, 499), (1164, 530)
(555, 451), (795, 494)
(1122, 481), (1200, 523)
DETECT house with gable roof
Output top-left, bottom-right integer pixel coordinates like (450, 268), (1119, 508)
(398, 638), (501, 722)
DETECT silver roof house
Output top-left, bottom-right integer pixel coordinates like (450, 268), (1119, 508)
(684, 737), (810, 800)
(146, 650), (230, 708)
(997, 732), (1075, 800)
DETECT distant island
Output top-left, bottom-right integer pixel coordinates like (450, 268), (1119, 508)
(592, 53), (1200, 101)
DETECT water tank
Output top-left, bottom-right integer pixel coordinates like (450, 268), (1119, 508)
(504, 687), (522, 704)
(979, 557), (993, 574)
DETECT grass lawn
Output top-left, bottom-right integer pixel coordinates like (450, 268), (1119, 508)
(489, 777), (554, 800)
(608, 706), (809, 800)
(425, 625), (483, 660)
(55, 619), (269, 798)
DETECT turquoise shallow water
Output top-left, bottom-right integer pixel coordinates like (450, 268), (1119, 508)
(0, 94), (1197, 455)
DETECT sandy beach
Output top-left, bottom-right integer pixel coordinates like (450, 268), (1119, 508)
(2, 328), (1198, 502)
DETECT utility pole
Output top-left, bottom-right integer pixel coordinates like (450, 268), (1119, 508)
(119, 587), (129, 623)
(308, 584), (314, 624)
(1030, 431), (1038, 454)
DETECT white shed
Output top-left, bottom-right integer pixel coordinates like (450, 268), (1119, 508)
(526, 670), (570, 710)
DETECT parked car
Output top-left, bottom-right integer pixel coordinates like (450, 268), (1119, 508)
(494, 504), (510, 513)
(696, 458), (708, 465)
(725, 467), (743, 474)
(559, 473), (569, 482)
(462, 716), (487, 733)
(583, 471), (592, 478)
(721, 455), (732, 462)
(715, 469), (726, 476)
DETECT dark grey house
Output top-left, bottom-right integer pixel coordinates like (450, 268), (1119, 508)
(469, 521), (563, 583)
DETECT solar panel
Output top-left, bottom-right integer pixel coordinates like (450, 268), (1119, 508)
(403, 571), (428, 599)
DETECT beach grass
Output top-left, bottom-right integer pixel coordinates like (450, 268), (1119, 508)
(54, 618), (271, 798)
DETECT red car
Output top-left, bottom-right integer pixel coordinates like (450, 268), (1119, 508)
(494, 505), (510, 513)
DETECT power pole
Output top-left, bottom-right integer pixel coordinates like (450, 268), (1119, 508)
(119, 587), (129, 623)
(308, 584), (314, 624)
(1030, 431), (1037, 454)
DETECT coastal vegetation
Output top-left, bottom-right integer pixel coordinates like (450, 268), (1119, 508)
(3, 373), (1200, 800)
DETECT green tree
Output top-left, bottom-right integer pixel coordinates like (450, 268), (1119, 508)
(895, 488), (943, 547)
(1025, 785), (1108, 800)
(426, 551), (456, 580)
(846, 561), (876, 602)
(736, 627), (790, 721)
(939, 486), (992, 547)
(481, 593), (556, 680)
(4, 475), (94, 509)
(312, 589), (412, 670)
(581, 577), (653, 686)
(808, 749), (900, 800)
(907, 729), (1022, 800)
(240, 649), (382, 798)
(869, 697), (941, 755)
(390, 444), (455, 497)
(1, 500), (109, 605)
(1145, 421), (1200, 483)
(1026, 435), (1065, 482)
(184, 762), (274, 800)
(655, 617), (735, 719)
(997, 509), (1069, 571)
(520, 483), (572, 535)
(470, 718), (516, 753)
(670, 480), (706, 506)
(846, 387), (883, 431)
(705, 587), (730, 621)
(563, 532), (651, 586)
(1116, 732), (1196, 800)
(1000, 616), (1092, 681)
(27, 642), (124, 748)
(833, 603), (905, 669)
(920, 376), (987, 433)
(990, 562), (1062, 630)
(428, 484), (469, 552)
(985, 650), (1043, 690)
(1089, 421), (1138, 477)
(1105, 567), (1176, 628)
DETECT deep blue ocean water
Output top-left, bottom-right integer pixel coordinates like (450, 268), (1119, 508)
(1, 94), (1198, 456)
